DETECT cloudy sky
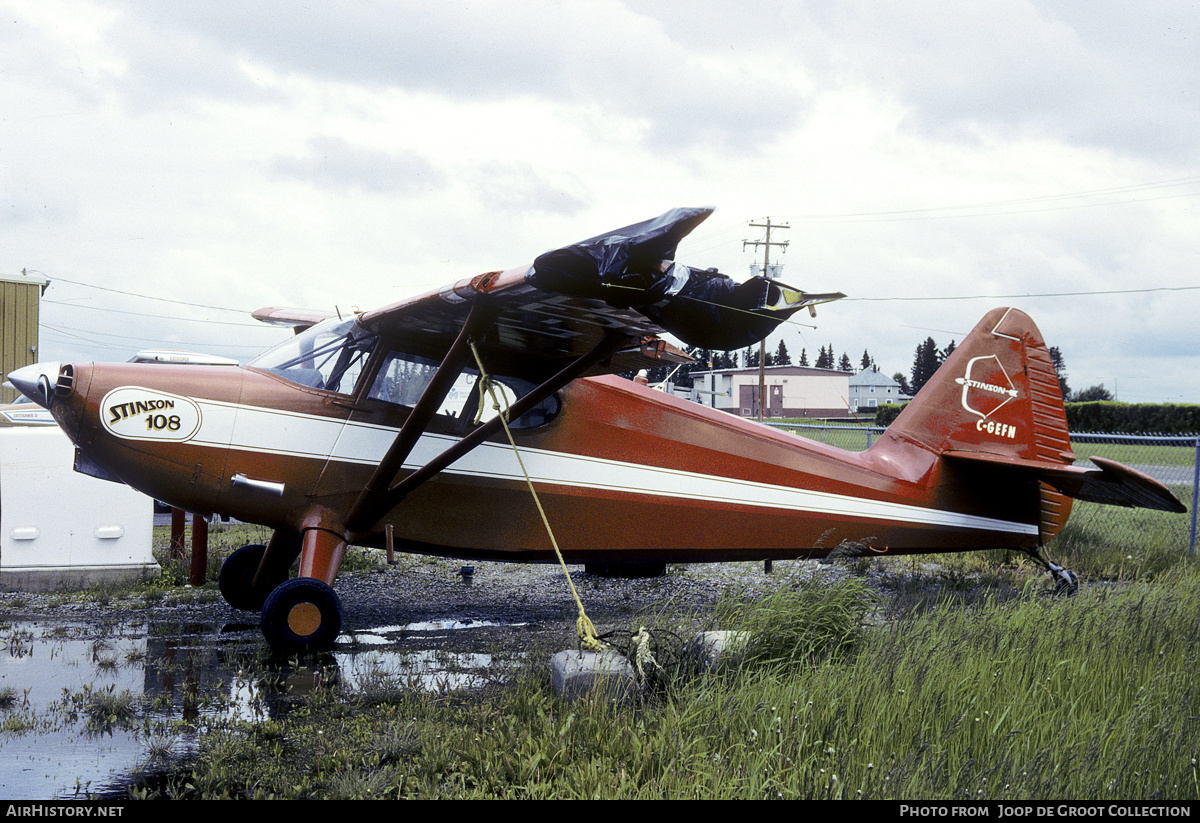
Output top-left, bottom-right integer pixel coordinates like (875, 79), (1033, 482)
(4, 1), (1198, 402)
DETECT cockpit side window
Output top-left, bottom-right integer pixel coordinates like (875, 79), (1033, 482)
(367, 349), (560, 429)
(248, 318), (377, 396)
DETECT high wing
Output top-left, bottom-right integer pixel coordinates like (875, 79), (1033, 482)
(252, 307), (338, 332)
(342, 206), (839, 380)
(353, 266), (694, 382)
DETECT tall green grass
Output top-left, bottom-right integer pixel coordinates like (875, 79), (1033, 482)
(723, 577), (1200, 799)
(1053, 490), (1194, 577)
(140, 559), (1200, 799)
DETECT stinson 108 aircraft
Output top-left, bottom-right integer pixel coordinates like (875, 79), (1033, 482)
(9, 208), (1184, 655)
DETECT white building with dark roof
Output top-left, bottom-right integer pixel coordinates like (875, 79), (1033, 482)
(689, 364), (852, 419)
(848, 366), (910, 411)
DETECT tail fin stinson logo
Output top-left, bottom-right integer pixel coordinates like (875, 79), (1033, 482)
(955, 355), (1020, 439)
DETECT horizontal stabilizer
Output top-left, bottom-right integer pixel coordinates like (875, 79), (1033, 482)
(944, 450), (1186, 513)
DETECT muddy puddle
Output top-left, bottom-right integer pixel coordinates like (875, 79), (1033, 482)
(0, 615), (526, 799)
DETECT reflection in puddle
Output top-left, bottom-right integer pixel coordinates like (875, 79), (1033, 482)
(0, 615), (527, 798)
(353, 617), (525, 639)
(1, 623), (170, 799)
(338, 649), (494, 692)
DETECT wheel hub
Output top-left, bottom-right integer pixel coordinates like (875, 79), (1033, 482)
(287, 601), (322, 637)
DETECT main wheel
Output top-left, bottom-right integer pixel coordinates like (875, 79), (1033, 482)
(261, 577), (344, 655)
(218, 544), (286, 611)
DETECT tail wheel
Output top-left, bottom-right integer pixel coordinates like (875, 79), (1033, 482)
(261, 578), (343, 655)
(218, 544), (286, 611)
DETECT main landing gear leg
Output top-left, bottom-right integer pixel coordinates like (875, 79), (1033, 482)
(1024, 546), (1078, 594)
(261, 527), (347, 655)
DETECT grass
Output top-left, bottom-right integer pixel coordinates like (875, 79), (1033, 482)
(769, 421), (1199, 472)
(1053, 489), (1194, 576)
(124, 535), (1200, 799)
(1071, 440), (1197, 469)
(0, 686), (22, 709)
(8, 504), (1193, 798)
(149, 521), (389, 586)
(6, 521), (396, 612)
(55, 684), (140, 731)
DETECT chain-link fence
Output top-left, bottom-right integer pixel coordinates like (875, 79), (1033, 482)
(1067, 433), (1197, 554)
(765, 422), (1198, 553)
(765, 422), (886, 452)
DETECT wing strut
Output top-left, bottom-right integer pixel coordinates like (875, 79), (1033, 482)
(344, 325), (630, 538)
(344, 300), (501, 533)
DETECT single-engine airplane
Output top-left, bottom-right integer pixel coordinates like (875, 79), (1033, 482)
(9, 208), (1184, 655)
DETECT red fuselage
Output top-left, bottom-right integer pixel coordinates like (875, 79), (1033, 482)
(49, 359), (1044, 563)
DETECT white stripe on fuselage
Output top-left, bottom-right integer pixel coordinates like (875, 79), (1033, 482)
(182, 398), (1036, 536)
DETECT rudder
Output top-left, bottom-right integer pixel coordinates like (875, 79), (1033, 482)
(882, 307), (1075, 541)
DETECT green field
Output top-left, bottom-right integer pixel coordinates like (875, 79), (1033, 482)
(1071, 439), (1197, 468)
(771, 421), (1199, 468)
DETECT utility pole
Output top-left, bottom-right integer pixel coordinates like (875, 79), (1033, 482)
(743, 218), (789, 422)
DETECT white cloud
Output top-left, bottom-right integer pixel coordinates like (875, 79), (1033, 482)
(0, 0), (1196, 403)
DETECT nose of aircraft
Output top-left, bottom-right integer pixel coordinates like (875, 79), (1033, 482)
(7, 362), (62, 409)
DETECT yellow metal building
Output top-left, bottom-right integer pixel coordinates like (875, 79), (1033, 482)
(1, 270), (48, 404)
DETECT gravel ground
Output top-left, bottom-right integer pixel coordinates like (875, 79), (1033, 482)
(0, 555), (857, 655)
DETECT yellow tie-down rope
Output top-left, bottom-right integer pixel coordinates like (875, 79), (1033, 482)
(468, 341), (607, 653)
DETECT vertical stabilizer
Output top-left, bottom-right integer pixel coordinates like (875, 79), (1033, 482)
(881, 307), (1075, 540)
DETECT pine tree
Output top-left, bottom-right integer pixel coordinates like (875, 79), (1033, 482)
(669, 346), (700, 387)
(893, 372), (912, 396)
(1049, 346), (1070, 400)
(940, 340), (957, 363)
(774, 339), (792, 366)
(861, 349), (872, 370)
(911, 337), (940, 395)
(839, 352), (852, 372)
(798, 348), (809, 367)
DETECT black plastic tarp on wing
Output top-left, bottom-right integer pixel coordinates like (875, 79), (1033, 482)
(527, 207), (805, 350)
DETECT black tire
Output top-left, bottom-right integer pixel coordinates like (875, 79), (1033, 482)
(218, 544), (281, 611)
(261, 578), (343, 655)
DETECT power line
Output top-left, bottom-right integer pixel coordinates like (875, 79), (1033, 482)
(785, 176), (1200, 224)
(31, 270), (252, 314)
(743, 218), (790, 423)
(41, 323), (278, 351)
(42, 299), (276, 327)
(847, 285), (1200, 302)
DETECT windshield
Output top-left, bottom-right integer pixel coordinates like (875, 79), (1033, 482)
(248, 318), (377, 396)
(248, 321), (561, 428)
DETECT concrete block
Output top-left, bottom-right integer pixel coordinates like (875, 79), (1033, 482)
(689, 630), (750, 672)
(549, 649), (638, 702)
